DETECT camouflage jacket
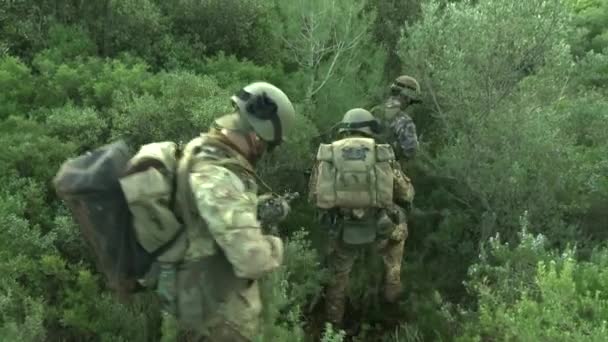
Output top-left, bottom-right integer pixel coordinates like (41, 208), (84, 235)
(371, 97), (419, 161)
(181, 132), (283, 278)
(163, 132), (283, 338)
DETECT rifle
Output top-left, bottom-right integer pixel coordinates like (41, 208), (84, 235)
(257, 191), (300, 235)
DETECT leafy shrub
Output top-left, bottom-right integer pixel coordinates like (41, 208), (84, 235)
(45, 104), (107, 150)
(0, 56), (35, 118)
(257, 229), (329, 341)
(159, 0), (281, 65)
(109, 71), (230, 147)
(459, 225), (608, 341)
(0, 116), (76, 181)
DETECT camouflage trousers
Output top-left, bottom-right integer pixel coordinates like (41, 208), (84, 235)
(157, 259), (262, 342)
(163, 312), (251, 342)
(325, 222), (408, 325)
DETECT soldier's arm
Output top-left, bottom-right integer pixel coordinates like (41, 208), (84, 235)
(392, 113), (418, 160)
(391, 162), (414, 211)
(190, 163), (283, 280)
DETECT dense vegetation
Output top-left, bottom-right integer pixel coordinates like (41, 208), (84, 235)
(1, 0), (607, 341)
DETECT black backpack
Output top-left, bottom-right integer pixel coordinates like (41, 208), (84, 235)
(53, 140), (181, 297)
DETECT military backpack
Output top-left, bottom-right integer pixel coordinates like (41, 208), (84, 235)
(313, 137), (395, 209)
(53, 140), (187, 297)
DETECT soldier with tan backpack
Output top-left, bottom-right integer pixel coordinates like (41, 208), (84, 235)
(54, 81), (296, 341)
(308, 108), (415, 326)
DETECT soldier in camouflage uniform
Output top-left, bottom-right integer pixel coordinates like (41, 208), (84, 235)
(153, 82), (296, 341)
(308, 108), (415, 326)
(371, 75), (421, 161)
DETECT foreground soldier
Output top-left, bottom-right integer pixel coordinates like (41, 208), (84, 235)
(309, 108), (415, 326)
(152, 82), (296, 341)
(372, 75), (421, 161)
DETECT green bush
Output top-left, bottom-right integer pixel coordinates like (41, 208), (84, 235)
(459, 226), (608, 341)
(0, 116), (76, 181)
(109, 71), (230, 147)
(45, 104), (107, 150)
(159, 0), (281, 65)
(0, 56), (35, 118)
(257, 229), (329, 341)
(0, 0), (607, 341)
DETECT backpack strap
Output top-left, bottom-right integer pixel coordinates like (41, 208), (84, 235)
(151, 142), (186, 258)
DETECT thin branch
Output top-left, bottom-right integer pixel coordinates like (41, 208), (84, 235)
(311, 45), (342, 96)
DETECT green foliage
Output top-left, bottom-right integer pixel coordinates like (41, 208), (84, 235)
(398, 0), (587, 243)
(320, 323), (346, 342)
(0, 288), (46, 342)
(0, 0), (607, 341)
(45, 104), (107, 150)
(198, 53), (298, 98)
(109, 72), (229, 147)
(42, 24), (97, 62)
(0, 56), (35, 118)
(568, 0), (608, 55)
(0, 116), (76, 181)
(366, 0), (422, 78)
(158, 0), (280, 66)
(258, 229), (329, 341)
(459, 227), (608, 341)
(272, 0), (383, 120)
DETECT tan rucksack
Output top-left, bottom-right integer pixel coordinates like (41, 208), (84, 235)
(119, 142), (188, 263)
(313, 137), (395, 209)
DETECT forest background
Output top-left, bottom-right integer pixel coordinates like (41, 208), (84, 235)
(1, 0), (607, 341)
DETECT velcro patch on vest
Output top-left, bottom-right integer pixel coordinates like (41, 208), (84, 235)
(341, 146), (370, 161)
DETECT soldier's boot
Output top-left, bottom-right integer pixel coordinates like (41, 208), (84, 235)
(381, 224), (407, 303)
(325, 270), (350, 326)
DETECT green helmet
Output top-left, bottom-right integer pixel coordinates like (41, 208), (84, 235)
(390, 75), (421, 102)
(338, 108), (381, 136)
(230, 82), (295, 149)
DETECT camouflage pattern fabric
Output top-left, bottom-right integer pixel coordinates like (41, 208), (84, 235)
(325, 221), (408, 324)
(157, 134), (283, 342)
(371, 96), (419, 161)
(309, 137), (414, 325)
(390, 112), (418, 160)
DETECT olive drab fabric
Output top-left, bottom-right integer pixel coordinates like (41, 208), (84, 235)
(313, 137), (395, 209)
(337, 108), (381, 136)
(152, 132), (284, 341)
(119, 142), (187, 263)
(230, 81), (296, 148)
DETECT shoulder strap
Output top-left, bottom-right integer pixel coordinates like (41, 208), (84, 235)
(152, 142), (186, 258)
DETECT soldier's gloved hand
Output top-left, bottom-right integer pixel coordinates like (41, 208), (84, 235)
(257, 193), (290, 226)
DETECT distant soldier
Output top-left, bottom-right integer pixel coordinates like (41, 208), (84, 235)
(308, 108), (415, 326)
(371, 75), (422, 162)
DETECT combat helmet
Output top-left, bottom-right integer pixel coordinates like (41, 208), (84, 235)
(229, 81), (296, 149)
(338, 108), (381, 136)
(390, 75), (421, 103)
